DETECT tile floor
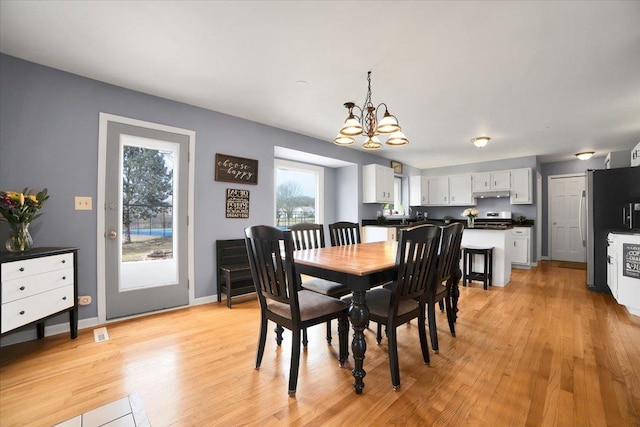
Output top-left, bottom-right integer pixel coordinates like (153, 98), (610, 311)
(54, 392), (150, 427)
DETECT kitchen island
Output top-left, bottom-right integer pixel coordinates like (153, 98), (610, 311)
(461, 227), (512, 287)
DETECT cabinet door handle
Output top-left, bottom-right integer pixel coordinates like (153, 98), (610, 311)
(19, 310), (25, 315)
(62, 296), (67, 300)
(19, 286), (25, 291)
(19, 267), (25, 272)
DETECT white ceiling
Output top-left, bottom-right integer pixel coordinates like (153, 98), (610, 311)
(1, 1), (639, 169)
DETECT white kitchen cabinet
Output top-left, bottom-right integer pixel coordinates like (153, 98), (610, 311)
(362, 226), (397, 243)
(511, 227), (531, 268)
(427, 176), (449, 205)
(409, 176), (429, 206)
(362, 164), (394, 203)
(449, 174), (474, 205)
(1, 247), (78, 340)
(472, 170), (511, 192)
(510, 168), (532, 204)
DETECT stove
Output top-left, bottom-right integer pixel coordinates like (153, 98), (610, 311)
(474, 211), (513, 228)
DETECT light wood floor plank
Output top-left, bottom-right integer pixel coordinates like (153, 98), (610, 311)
(1, 261), (639, 426)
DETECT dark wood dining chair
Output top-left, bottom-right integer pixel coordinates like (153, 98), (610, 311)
(244, 225), (349, 397)
(328, 221), (361, 246)
(427, 223), (464, 353)
(346, 224), (441, 390)
(290, 223), (351, 344)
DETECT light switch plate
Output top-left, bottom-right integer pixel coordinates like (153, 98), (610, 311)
(75, 196), (92, 210)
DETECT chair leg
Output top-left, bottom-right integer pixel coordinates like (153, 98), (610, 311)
(428, 302), (439, 353)
(438, 300), (444, 312)
(418, 304), (431, 365)
(302, 328), (308, 347)
(288, 329), (302, 397)
(376, 323), (383, 344)
(445, 292), (456, 337)
(275, 325), (284, 346)
(256, 315), (268, 369)
(387, 325), (401, 390)
(338, 315), (349, 366)
(326, 320), (332, 344)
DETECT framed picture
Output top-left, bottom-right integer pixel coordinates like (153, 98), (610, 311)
(391, 160), (403, 174)
(225, 188), (250, 218)
(215, 153), (258, 185)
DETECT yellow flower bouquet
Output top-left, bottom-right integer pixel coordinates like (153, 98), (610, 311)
(0, 188), (49, 251)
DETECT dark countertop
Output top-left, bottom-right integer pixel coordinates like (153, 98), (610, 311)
(608, 229), (640, 236)
(363, 218), (534, 228)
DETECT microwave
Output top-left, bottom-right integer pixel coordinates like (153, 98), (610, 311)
(623, 202), (640, 230)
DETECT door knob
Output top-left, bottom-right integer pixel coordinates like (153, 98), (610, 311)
(107, 230), (118, 239)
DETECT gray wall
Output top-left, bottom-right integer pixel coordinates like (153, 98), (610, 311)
(0, 54), (388, 328)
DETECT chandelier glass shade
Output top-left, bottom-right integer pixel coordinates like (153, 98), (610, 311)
(334, 71), (408, 149)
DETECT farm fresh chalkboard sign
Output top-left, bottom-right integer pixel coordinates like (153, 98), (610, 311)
(226, 188), (250, 218)
(215, 153), (258, 185)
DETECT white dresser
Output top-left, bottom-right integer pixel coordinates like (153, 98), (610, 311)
(1, 247), (78, 339)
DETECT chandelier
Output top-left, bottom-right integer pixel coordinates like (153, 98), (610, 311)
(334, 71), (409, 149)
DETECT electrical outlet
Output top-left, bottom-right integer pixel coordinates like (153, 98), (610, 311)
(78, 295), (92, 305)
(75, 196), (92, 210)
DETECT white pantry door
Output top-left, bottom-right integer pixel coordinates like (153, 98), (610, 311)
(549, 174), (586, 262)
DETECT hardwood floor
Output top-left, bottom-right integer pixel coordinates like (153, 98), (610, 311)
(1, 261), (639, 426)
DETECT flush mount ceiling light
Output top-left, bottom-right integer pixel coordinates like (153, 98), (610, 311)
(576, 151), (595, 160)
(471, 136), (491, 148)
(334, 71), (409, 149)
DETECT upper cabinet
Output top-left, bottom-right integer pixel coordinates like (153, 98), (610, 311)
(427, 176), (449, 205)
(362, 164), (394, 203)
(409, 176), (429, 206)
(410, 174), (474, 206)
(510, 168), (532, 204)
(448, 174), (474, 205)
(472, 170), (511, 192)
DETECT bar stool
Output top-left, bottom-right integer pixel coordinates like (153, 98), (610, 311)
(463, 246), (493, 290)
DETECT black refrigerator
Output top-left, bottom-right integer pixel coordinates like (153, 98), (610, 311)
(584, 167), (640, 292)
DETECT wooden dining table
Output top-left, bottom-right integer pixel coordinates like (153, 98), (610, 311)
(293, 241), (398, 394)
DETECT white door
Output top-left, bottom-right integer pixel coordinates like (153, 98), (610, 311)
(549, 174), (586, 262)
(98, 114), (194, 321)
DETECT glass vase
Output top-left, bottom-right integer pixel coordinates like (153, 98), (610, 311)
(6, 222), (33, 252)
(467, 217), (475, 228)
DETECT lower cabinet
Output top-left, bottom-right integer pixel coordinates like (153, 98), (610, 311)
(511, 227), (531, 268)
(362, 226), (398, 243)
(1, 247), (79, 339)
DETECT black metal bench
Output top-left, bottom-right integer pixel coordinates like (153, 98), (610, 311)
(216, 239), (255, 308)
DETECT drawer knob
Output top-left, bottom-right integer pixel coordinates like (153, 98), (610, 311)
(19, 267), (25, 272)
(62, 259), (66, 264)
(19, 310), (25, 315)
(62, 276), (67, 280)
(19, 286), (25, 291)
(62, 296), (67, 300)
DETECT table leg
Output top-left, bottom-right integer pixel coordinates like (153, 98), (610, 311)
(349, 289), (369, 394)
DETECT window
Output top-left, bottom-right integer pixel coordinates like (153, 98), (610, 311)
(384, 176), (406, 216)
(274, 159), (324, 229)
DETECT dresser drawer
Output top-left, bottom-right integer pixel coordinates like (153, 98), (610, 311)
(1, 253), (73, 281)
(2, 267), (74, 303)
(1, 285), (74, 333)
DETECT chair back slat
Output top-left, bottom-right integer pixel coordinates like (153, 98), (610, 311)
(391, 224), (441, 313)
(328, 221), (361, 246)
(245, 226), (299, 312)
(290, 223), (326, 250)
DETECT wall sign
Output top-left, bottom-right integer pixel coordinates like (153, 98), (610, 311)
(623, 243), (640, 279)
(226, 188), (250, 218)
(215, 153), (258, 185)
